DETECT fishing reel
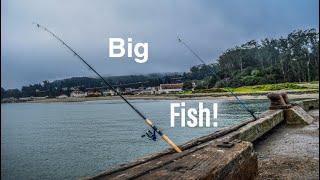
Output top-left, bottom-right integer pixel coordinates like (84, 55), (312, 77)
(141, 129), (157, 141)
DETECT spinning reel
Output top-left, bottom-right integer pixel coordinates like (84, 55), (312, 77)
(141, 129), (157, 141)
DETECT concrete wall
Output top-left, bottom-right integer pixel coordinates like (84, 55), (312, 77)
(228, 110), (283, 142)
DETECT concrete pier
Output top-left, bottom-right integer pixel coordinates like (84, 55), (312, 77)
(89, 97), (319, 180)
(255, 109), (319, 179)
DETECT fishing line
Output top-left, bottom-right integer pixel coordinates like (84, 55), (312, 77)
(34, 23), (182, 153)
(178, 36), (257, 120)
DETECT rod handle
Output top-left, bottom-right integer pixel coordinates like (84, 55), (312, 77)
(145, 119), (182, 153)
(161, 134), (182, 153)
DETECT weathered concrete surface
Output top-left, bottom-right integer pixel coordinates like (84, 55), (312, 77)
(90, 110), (285, 180)
(255, 109), (319, 179)
(283, 98), (318, 125)
(88, 118), (262, 180)
(226, 110), (284, 142)
(91, 141), (257, 180)
(284, 106), (315, 125)
(294, 98), (319, 111)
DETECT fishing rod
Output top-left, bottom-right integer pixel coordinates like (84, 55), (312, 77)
(178, 36), (257, 120)
(34, 23), (182, 153)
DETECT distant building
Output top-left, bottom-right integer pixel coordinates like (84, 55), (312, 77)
(124, 88), (133, 93)
(115, 87), (122, 93)
(1, 97), (18, 103)
(159, 83), (183, 94)
(19, 97), (32, 101)
(125, 88), (144, 95)
(86, 90), (101, 97)
(139, 87), (158, 95)
(192, 82), (197, 91)
(70, 90), (87, 98)
(32, 96), (48, 100)
(57, 94), (68, 99)
(102, 90), (115, 96)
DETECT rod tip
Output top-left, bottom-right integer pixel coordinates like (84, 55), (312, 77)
(32, 22), (40, 28)
(177, 35), (182, 42)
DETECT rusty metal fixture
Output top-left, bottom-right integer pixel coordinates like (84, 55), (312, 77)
(280, 91), (290, 104)
(217, 141), (235, 148)
(280, 91), (299, 106)
(267, 92), (292, 110)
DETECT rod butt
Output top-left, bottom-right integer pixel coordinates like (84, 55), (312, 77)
(161, 134), (182, 153)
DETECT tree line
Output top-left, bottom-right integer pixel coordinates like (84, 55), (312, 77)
(183, 29), (319, 89)
(1, 29), (318, 99)
(1, 73), (183, 99)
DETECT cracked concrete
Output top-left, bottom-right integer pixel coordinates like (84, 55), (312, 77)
(255, 109), (319, 179)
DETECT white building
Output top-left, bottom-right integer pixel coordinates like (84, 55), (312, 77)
(158, 83), (183, 94)
(102, 90), (116, 96)
(191, 82), (197, 91)
(70, 91), (87, 98)
(139, 87), (158, 95)
(57, 94), (68, 99)
(19, 97), (33, 101)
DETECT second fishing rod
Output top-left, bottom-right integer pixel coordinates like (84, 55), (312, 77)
(178, 36), (257, 120)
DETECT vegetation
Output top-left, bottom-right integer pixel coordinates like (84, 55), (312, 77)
(193, 88), (227, 93)
(226, 82), (318, 93)
(183, 29), (319, 88)
(1, 29), (319, 99)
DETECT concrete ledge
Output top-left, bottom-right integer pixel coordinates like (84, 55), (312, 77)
(227, 110), (283, 142)
(91, 141), (257, 180)
(284, 106), (314, 125)
(294, 99), (319, 111)
(283, 99), (318, 125)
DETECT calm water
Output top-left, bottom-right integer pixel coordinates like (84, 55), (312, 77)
(1, 99), (269, 179)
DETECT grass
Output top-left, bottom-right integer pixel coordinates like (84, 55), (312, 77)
(177, 90), (193, 94)
(225, 82), (319, 93)
(177, 82), (319, 94)
(193, 88), (227, 93)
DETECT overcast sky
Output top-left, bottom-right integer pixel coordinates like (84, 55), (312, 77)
(1, 0), (318, 89)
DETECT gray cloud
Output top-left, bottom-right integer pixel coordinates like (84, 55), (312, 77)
(1, 0), (319, 89)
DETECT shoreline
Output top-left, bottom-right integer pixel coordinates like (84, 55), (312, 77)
(4, 89), (319, 104)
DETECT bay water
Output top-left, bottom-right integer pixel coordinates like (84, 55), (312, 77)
(1, 99), (269, 179)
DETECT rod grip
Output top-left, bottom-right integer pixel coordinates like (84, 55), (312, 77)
(145, 119), (182, 153)
(161, 134), (182, 153)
